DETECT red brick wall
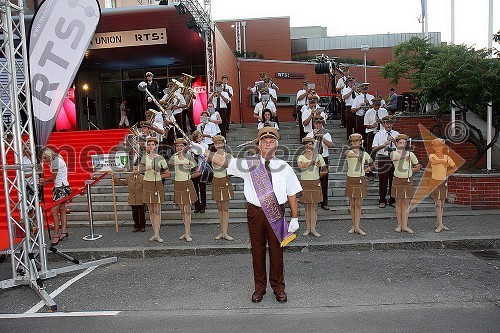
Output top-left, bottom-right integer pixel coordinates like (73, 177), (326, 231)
(448, 174), (500, 209)
(215, 28), (240, 124)
(216, 17), (292, 61)
(394, 115), (451, 138)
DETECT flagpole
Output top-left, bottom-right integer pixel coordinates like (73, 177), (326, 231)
(451, 0), (455, 44)
(486, 0), (493, 170)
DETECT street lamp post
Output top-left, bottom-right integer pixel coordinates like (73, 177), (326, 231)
(361, 44), (369, 83)
(83, 83), (98, 130)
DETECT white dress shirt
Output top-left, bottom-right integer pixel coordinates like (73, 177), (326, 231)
(341, 86), (356, 106)
(227, 156), (302, 206)
(197, 122), (220, 145)
(301, 105), (327, 133)
(364, 107), (389, 133)
(254, 101), (277, 119)
(352, 93), (374, 116)
(211, 91), (229, 109)
(305, 131), (332, 158)
(372, 129), (400, 156)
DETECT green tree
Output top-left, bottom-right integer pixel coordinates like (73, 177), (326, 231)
(381, 37), (500, 170)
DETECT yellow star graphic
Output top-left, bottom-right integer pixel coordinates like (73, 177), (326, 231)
(409, 125), (465, 211)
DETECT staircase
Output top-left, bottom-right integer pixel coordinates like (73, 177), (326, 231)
(63, 121), (472, 227)
(0, 129), (128, 250)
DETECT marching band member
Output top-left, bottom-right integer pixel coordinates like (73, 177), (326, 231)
(390, 134), (421, 234)
(221, 75), (234, 133)
(253, 87), (277, 123)
(428, 139), (457, 232)
(351, 83), (374, 150)
(344, 133), (375, 236)
(196, 110), (220, 150)
(296, 80), (311, 141)
(160, 81), (186, 138)
(364, 97), (388, 181)
(336, 65), (350, 128)
(306, 115), (333, 210)
(209, 81), (230, 137)
(191, 131), (209, 214)
(191, 126), (301, 303)
(168, 138), (198, 242)
(372, 115), (399, 208)
(257, 109), (279, 130)
(139, 136), (170, 243)
(297, 137), (327, 237)
(301, 96), (327, 136)
(145, 71), (160, 111)
(341, 77), (357, 141)
(211, 135), (235, 240)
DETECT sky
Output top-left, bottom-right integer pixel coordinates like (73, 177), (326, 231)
(209, 0), (499, 51)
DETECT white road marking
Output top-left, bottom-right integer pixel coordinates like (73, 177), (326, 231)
(0, 311), (120, 319)
(25, 266), (97, 314)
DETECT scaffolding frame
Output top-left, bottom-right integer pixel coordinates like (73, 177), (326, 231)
(179, 0), (215, 95)
(0, 0), (116, 312)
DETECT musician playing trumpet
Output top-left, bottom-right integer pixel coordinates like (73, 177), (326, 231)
(364, 97), (388, 181)
(209, 81), (230, 137)
(390, 134), (421, 234)
(351, 83), (374, 150)
(428, 139), (457, 233)
(301, 96), (327, 137)
(197, 109), (221, 150)
(306, 115), (333, 210)
(253, 87), (277, 123)
(344, 133), (375, 236)
(298, 137), (328, 237)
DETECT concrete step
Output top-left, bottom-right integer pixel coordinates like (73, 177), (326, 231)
(65, 203), (471, 224)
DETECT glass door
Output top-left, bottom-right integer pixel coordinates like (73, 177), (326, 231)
(100, 82), (121, 129)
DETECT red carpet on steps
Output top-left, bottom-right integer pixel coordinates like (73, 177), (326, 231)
(0, 129), (128, 251)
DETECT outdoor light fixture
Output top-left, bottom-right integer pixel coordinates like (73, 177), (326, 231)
(174, 3), (187, 15)
(361, 44), (369, 82)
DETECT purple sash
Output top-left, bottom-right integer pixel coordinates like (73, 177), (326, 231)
(247, 157), (296, 247)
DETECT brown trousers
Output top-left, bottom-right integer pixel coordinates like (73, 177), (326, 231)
(320, 156), (329, 206)
(247, 203), (285, 293)
(345, 105), (355, 141)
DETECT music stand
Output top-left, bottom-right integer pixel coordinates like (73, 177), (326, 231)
(83, 83), (99, 130)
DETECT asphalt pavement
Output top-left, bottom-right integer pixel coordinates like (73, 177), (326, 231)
(42, 209), (500, 260)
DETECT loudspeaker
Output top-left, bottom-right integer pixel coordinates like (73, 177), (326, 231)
(314, 62), (332, 74)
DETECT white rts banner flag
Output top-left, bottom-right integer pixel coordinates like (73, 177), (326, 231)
(29, 0), (101, 147)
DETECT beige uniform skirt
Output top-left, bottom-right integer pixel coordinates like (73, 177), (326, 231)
(429, 178), (448, 200)
(212, 176), (234, 202)
(174, 179), (198, 205)
(392, 176), (414, 199)
(300, 179), (323, 204)
(142, 180), (165, 204)
(345, 176), (367, 198)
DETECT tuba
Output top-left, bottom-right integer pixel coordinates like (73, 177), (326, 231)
(180, 73), (196, 110)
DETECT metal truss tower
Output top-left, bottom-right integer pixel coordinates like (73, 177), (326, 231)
(0, 0), (117, 311)
(0, 0), (54, 308)
(180, 0), (215, 95)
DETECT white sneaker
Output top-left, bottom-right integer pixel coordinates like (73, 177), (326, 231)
(395, 226), (401, 232)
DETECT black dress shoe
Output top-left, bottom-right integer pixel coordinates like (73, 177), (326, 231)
(194, 208), (200, 213)
(199, 208), (205, 213)
(251, 290), (266, 303)
(274, 291), (287, 303)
